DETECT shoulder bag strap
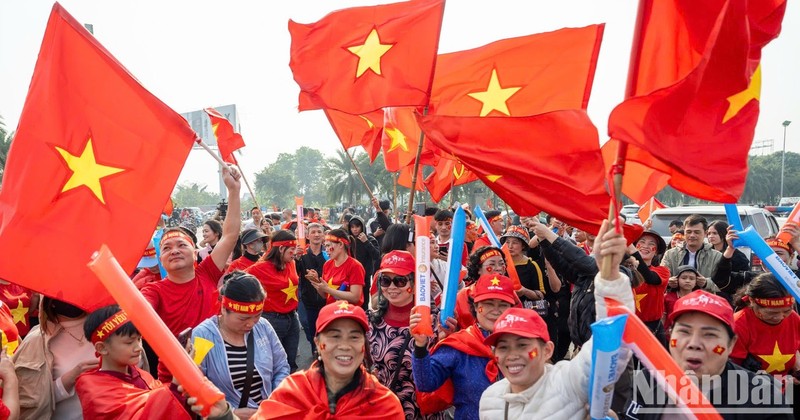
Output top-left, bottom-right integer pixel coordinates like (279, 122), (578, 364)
(388, 332), (413, 392)
(238, 331), (256, 408)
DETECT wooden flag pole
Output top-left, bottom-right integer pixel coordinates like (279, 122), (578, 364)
(343, 146), (377, 204)
(600, 0), (646, 280)
(194, 137), (259, 209)
(234, 160), (260, 210)
(406, 107), (429, 223)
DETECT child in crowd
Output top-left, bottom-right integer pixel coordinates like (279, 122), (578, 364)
(663, 265), (699, 331)
(75, 305), (189, 419)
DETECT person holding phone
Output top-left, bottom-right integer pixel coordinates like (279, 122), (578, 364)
(311, 229), (365, 306)
(193, 272), (290, 419)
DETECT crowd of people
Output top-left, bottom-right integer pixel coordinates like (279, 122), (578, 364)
(0, 165), (796, 419)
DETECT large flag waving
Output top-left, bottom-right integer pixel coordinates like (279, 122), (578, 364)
(400, 25), (606, 200)
(420, 111), (610, 234)
(204, 107), (244, 164)
(324, 109), (383, 161)
(0, 4), (196, 311)
(288, 0), (445, 115)
(607, 0), (786, 203)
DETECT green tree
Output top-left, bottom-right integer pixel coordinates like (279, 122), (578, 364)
(173, 182), (220, 207)
(324, 149), (365, 206)
(254, 152), (297, 209)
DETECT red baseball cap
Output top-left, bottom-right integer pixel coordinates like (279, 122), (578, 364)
(668, 290), (734, 327)
(375, 250), (415, 276)
(472, 274), (516, 305)
(484, 308), (550, 346)
(315, 301), (369, 334)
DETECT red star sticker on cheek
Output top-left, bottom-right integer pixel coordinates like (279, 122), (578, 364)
(670, 338), (677, 348)
(713, 345), (726, 355)
(528, 349), (538, 360)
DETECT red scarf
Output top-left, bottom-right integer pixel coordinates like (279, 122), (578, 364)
(432, 324), (498, 382)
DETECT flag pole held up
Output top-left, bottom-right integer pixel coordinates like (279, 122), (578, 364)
(88, 245), (224, 416)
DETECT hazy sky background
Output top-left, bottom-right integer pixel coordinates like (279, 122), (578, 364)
(1, 0), (798, 195)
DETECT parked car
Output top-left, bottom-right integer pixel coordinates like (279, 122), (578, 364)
(650, 205), (781, 271)
(621, 204), (642, 225)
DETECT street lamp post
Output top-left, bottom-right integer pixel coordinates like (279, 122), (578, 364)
(781, 120), (791, 200)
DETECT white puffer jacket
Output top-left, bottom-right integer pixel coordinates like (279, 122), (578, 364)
(479, 273), (635, 420)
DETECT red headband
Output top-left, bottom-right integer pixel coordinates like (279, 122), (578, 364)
(325, 235), (350, 247)
(479, 249), (503, 264)
(222, 296), (264, 314)
(766, 238), (793, 253)
(489, 216), (503, 223)
(271, 240), (297, 248)
(142, 248), (156, 258)
(162, 230), (194, 244)
(92, 310), (130, 344)
(751, 296), (795, 308)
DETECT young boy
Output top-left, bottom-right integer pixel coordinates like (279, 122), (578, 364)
(75, 305), (189, 419)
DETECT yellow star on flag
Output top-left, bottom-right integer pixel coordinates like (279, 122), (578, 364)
(722, 64), (761, 123)
(1, 333), (17, 356)
(281, 280), (298, 303)
(347, 28), (394, 78)
(359, 115), (375, 128)
(385, 127), (409, 153)
(634, 292), (647, 312)
(467, 68), (522, 117)
(10, 300), (27, 326)
(758, 341), (794, 373)
(486, 175), (503, 183)
(490, 277), (501, 286)
(55, 137), (125, 205)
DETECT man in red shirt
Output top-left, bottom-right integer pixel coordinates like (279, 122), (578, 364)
(141, 165), (241, 382)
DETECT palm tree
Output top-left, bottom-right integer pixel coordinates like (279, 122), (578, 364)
(0, 116), (14, 186)
(324, 149), (365, 206)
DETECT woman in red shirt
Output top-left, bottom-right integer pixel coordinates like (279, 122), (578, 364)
(731, 273), (800, 377)
(626, 230), (670, 346)
(310, 229), (365, 306)
(246, 230), (302, 372)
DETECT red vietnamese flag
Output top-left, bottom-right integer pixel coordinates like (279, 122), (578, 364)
(424, 157), (478, 203)
(607, 0), (786, 203)
(637, 197), (667, 223)
(204, 107), (244, 164)
(381, 107), (435, 172)
(0, 4), (195, 311)
(288, 0), (445, 114)
(409, 25), (604, 199)
(419, 111), (610, 234)
(429, 25), (604, 116)
(324, 109), (383, 161)
(397, 164), (425, 192)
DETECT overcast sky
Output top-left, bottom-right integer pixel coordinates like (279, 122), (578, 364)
(1, 0), (798, 195)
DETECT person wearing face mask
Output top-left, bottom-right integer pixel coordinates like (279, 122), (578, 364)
(13, 297), (98, 420)
(623, 288), (793, 419)
(410, 273), (518, 420)
(227, 229), (269, 273)
(368, 251), (449, 419)
(253, 301), (403, 419)
(479, 218), (636, 419)
(193, 272), (290, 419)
(246, 230), (303, 373)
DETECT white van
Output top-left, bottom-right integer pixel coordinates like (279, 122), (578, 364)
(650, 205), (782, 271)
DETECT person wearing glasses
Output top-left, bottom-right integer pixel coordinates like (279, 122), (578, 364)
(368, 251), (449, 419)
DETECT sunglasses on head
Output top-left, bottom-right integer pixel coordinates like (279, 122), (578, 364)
(378, 274), (411, 288)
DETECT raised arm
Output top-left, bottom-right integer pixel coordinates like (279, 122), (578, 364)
(210, 165), (242, 271)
